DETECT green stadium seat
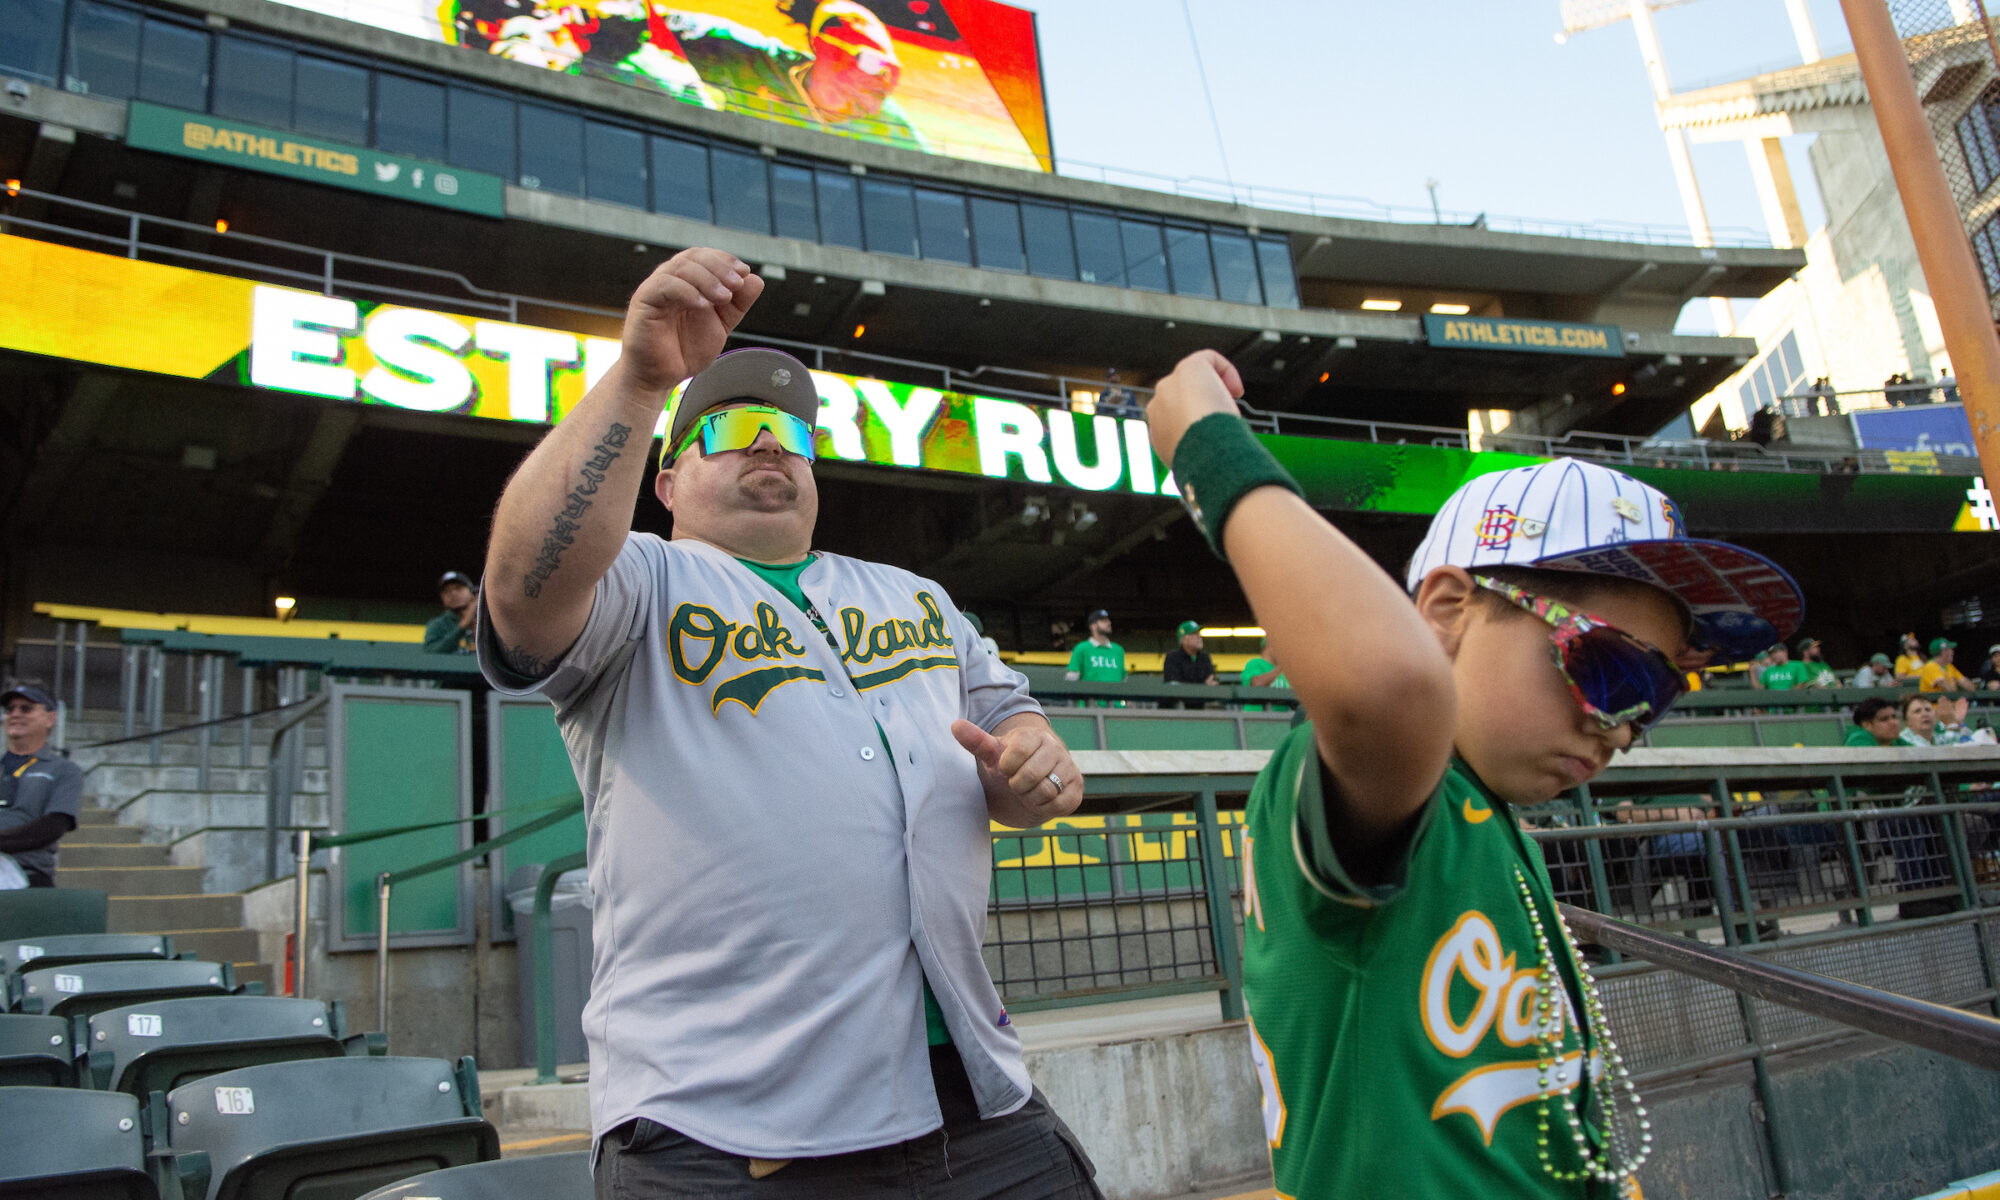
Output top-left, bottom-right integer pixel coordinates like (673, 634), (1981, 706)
(354, 1152), (591, 1199)
(0, 1012), (77, 1086)
(164, 1055), (499, 1200)
(0, 1087), (160, 1198)
(2, 935), (178, 980)
(10, 960), (240, 1021)
(0, 889), (108, 940)
(86, 996), (371, 1098)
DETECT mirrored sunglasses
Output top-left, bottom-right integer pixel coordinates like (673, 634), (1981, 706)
(671, 406), (816, 463)
(1473, 575), (1688, 733)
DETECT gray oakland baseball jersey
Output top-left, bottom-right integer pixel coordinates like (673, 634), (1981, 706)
(477, 534), (1041, 1159)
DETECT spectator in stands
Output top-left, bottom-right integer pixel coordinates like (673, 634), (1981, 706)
(424, 571), (478, 655)
(963, 611), (1001, 660)
(1746, 645), (1774, 688)
(1239, 639), (1289, 713)
(1160, 620), (1217, 709)
(1853, 653), (1897, 689)
(1899, 695), (1939, 746)
(1919, 638), (1970, 692)
(1098, 369), (1139, 419)
(1895, 633), (1926, 682)
(1846, 697), (1902, 746)
(1806, 376), (1836, 416)
(0, 683), (82, 889)
(1064, 609), (1125, 683)
(1757, 643), (1815, 690)
(1931, 695), (1996, 744)
(1980, 644), (2000, 690)
(1793, 638), (1838, 687)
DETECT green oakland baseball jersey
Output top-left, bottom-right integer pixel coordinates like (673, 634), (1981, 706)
(1066, 640), (1126, 682)
(1240, 723), (1628, 1198)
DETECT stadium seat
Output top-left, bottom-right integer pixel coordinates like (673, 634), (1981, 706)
(1, 934), (178, 979)
(354, 1152), (592, 1199)
(0, 1087), (160, 1198)
(10, 960), (241, 1021)
(86, 995), (377, 1098)
(0, 1011), (77, 1086)
(163, 1055), (499, 1200)
(0, 889), (109, 940)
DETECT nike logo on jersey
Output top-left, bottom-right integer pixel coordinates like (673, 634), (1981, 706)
(1461, 796), (1492, 824)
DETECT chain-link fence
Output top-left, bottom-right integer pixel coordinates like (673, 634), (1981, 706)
(1888, 0), (2000, 320)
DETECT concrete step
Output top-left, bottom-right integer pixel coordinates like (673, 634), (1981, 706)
(108, 894), (244, 932)
(77, 807), (132, 827)
(57, 842), (173, 869)
(57, 865), (213, 895)
(168, 928), (264, 964)
(82, 764), (329, 799)
(111, 791), (332, 840)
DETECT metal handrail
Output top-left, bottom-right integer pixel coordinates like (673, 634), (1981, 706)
(1563, 905), (2000, 1073)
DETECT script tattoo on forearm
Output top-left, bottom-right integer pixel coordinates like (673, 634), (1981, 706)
(522, 422), (632, 599)
(497, 640), (557, 680)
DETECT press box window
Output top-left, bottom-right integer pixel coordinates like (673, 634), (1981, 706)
(1119, 218), (1169, 292)
(518, 105), (585, 195)
(1165, 225), (1216, 300)
(447, 86), (515, 179)
(3, 0), (66, 84)
(915, 188), (972, 265)
(1209, 231), (1260, 305)
(1071, 210), (1123, 286)
(293, 55), (369, 146)
(970, 196), (1025, 273)
(862, 178), (918, 258)
(375, 75), (445, 163)
(65, 1), (141, 99)
(1256, 237), (1299, 308)
(816, 169), (863, 249)
(585, 120), (647, 209)
(710, 146), (771, 234)
(1958, 85), (2000, 193)
(651, 135), (711, 222)
(137, 18), (208, 111)
(1975, 219), (2000, 296)
(771, 163), (818, 241)
(1021, 202), (1075, 280)
(212, 37), (294, 128)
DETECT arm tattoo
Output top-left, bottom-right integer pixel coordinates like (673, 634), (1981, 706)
(523, 422), (632, 598)
(497, 640), (558, 681)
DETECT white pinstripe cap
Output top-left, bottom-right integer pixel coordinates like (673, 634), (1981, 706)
(1405, 458), (1804, 661)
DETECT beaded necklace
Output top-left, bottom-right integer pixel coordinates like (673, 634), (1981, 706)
(1512, 864), (1653, 1194)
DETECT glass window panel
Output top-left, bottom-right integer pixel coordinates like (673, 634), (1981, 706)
(651, 134), (711, 221)
(862, 178), (917, 257)
(211, 37), (292, 126)
(1777, 330), (1804, 388)
(1976, 226), (2000, 294)
(1020, 202), (1075, 279)
(2, 0), (66, 84)
(585, 120), (646, 208)
(970, 196), (1024, 273)
(1739, 382), (1758, 418)
(816, 169), (862, 248)
(446, 86), (513, 178)
(915, 188), (971, 264)
(771, 163), (817, 241)
(136, 19), (208, 111)
(1209, 231), (1260, 305)
(66, 1), (141, 100)
(1751, 364), (1775, 410)
(1978, 115), (2000, 192)
(1120, 219), (1168, 291)
(711, 146), (771, 233)
(293, 55), (369, 145)
(1165, 225), (1216, 299)
(1961, 118), (1993, 191)
(376, 74), (445, 162)
(1071, 211), (1123, 286)
(1256, 237), (1299, 308)
(518, 104), (584, 195)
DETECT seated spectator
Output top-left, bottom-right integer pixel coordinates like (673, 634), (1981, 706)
(1898, 695), (1939, 746)
(1794, 638), (1838, 687)
(1160, 620), (1217, 709)
(1853, 653), (1897, 689)
(1238, 639), (1289, 713)
(1846, 697), (1902, 746)
(0, 683), (83, 889)
(1747, 645), (1775, 688)
(1931, 695), (1997, 745)
(1758, 642), (1814, 690)
(424, 571), (478, 655)
(1894, 633), (1926, 683)
(963, 611), (1001, 660)
(1918, 638), (1969, 692)
(1980, 644), (2000, 690)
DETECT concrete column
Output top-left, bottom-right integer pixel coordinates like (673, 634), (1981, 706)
(1746, 137), (1811, 248)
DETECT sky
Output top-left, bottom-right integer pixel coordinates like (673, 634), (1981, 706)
(1024, 0), (1860, 333)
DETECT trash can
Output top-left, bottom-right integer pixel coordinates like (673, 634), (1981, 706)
(508, 863), (592, 1068)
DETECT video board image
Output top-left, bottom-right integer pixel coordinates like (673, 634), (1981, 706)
(277, 0), (1053, 171)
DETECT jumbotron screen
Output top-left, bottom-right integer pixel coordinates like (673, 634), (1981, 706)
(279, 0), (1054, 171)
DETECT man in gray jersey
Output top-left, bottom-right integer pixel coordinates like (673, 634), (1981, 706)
(479, 247), (1102, 1199)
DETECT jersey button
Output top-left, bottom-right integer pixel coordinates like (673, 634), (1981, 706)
(860, 747), (876, 761)
(829, 687), (844, 697)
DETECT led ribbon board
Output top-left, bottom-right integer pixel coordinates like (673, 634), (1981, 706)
(1, 235), (1983, 533)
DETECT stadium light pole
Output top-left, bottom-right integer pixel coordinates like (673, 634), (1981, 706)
(1840, 0), (2000, 488)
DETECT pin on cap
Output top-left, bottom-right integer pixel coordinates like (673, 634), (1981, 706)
(1404, 458), (1804, 662)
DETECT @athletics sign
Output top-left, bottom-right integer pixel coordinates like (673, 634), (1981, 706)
(125, 101), (505, 218)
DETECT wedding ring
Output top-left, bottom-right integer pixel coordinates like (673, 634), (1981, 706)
(1047, 772), (1064, 792)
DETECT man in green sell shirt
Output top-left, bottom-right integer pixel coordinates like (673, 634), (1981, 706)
(1757, 642), (1815, 690)
(1141, 350), (1805, 1198)
(1064, 610), (1125, 682)
(423, 571), (478, 654)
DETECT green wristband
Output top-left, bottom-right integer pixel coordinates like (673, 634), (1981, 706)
(1169, 412), (1305, 559)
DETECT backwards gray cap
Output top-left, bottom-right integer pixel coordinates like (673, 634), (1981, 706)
(665, 348), (821, 460)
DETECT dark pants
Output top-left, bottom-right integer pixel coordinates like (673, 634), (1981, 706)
(25, 869), (53, 888)
(596, 1046), (1104, 1200)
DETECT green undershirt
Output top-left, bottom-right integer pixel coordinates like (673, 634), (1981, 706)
(736, 555), (952, 1048)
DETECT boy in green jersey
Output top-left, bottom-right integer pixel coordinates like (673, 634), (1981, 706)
(1141, 352), (1805, 1199)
